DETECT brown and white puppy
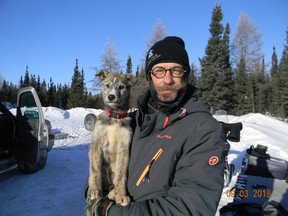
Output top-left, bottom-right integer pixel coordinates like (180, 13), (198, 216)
(87, 70), (134, 206)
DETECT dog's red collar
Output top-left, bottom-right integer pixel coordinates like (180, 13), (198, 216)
(105, 109), (128, 119)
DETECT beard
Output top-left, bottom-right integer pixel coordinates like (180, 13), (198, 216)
(154, 82), (186, 103)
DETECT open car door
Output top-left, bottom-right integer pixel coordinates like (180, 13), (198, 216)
(15, 87), (48, 173)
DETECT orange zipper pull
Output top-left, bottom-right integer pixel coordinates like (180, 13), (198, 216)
(136, 148), (163, 186)
(163, 116), (169, 128)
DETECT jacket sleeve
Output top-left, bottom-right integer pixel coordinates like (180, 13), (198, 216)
(108, 117), (226, 216)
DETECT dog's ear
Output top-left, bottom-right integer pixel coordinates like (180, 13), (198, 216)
(96, 70), (110, 81)
(126, 74), (137, 86)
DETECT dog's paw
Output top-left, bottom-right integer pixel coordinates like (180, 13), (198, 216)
(107, 189), (115, 200)
(115, 195), (130, 206)
(87, 187), (102, 200)
(108, 189), (130, 206)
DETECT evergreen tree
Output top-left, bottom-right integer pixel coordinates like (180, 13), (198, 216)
(36, 75), (41, 93)
(23, 65), (30, 87)
(246, 73), (257, 113)
(255, 57), (270, 113)
(216, 22), (235, 112)
(48, 78), (56, 106)
(0, 81), (18, 104)
(39, 80), (48, 106)
(234, 55), (248, 115)
(270, 46), (278, 78)
(55, 84), (62, 108)
(270, 46), (279, 113)
(19, 76), (24, 88)
(8, 82), (18, 104)
(199, 5), (233, 113)
(135, 66), (140, 78)
(0, 80), (9, 101)
(189, 63), (198, 86)
(199, 5), (224, 111)
(67, 59), (86, 108)
(130, 66), (147, 108)
(126, 55), (132, 74)
(81, 68), (88, 107)
(30, 74), (37, 89)
(277, 27), (288, 117)
(58, 83), (69, 109)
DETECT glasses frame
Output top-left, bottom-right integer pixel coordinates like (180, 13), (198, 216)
(150, 66), (187, 78)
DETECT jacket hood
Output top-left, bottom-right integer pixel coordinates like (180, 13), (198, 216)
(136, 84), (211, 129)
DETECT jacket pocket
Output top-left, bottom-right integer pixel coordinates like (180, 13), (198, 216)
(136, 148), (163, 186)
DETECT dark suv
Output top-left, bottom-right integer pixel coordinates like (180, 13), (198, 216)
(0, 87), (54, 174)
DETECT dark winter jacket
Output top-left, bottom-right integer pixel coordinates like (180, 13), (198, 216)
(108, 87), (225, 216)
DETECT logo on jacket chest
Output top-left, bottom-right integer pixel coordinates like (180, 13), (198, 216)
(156, 134), (172, 139)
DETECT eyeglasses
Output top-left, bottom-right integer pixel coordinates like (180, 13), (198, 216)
(150, 66), (186, 78)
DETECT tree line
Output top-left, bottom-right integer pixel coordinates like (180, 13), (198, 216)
(1, 4), (287, 117)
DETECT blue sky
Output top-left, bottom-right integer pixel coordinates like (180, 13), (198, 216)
(0, 0), (287, 91)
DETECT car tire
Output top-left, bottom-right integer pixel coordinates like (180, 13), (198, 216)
(18, 146), (48, 173)
(45, 119), (54, 151)
(18, 161), (40, 173)
(84, 114), (97, 131)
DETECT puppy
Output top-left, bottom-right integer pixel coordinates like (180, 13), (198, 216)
(87, 70), (134, 206)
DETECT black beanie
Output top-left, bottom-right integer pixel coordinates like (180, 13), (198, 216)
(145, 36), (190, 79)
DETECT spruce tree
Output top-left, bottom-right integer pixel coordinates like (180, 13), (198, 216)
(277, 27), (288, 117)
(255, 57), (270, 113)
(48, 78), (56, 106)
(36, 76), (41, 93)
(23, 65), (30, 87)
(234, 55), (248, 115)
(0, 80), (9, 101)
(30, 74), (37, 89)
(60, 84), (70, 109)
(189, 63), (198, 86)
(199, 5), (233, 113)
(19, 76), (24, 88)
(270, 46), (279, 113)
(67, 59), (86, 108)
(215, 22), (235, 112)
(270, 46), (278, 78)
(39, 80), (48, 106)
(135, 66), (139, 78)
(246, 73), (257, 113)
(126, 55), (132, 74)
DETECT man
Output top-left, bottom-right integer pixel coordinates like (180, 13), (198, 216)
(86, 36), (225, 216)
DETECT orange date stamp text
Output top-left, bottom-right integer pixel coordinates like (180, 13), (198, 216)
(225, 189), (272, 198)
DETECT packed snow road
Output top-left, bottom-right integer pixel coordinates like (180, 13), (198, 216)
(1, 108), (288, 216)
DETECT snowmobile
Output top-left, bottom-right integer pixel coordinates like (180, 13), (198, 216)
(220, 122), (243, 187)
(220, 144), (288, 215)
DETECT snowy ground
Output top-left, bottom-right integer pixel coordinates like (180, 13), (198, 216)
(1, 107), (288, 216)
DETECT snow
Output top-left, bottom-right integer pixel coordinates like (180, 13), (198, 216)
(1, 107), (288, 216)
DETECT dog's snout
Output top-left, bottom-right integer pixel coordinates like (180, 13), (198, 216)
(108, 94), (115, 101)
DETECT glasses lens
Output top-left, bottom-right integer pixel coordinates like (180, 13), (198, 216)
(171, 67), (185, 77)
(151, 66), (186, 78)
(151, 67), (166, 78)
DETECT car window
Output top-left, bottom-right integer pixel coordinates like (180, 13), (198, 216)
(19, 92), (39, 119)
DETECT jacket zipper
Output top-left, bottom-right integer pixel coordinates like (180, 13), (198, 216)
(162, 116), (169, 128)
(136, 148), (163, 186)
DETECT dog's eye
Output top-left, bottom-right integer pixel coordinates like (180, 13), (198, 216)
(105, 84), (110, 88)
(119, 85), (125, 90)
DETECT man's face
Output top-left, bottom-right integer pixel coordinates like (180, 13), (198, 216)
(150, 62), (186, 103)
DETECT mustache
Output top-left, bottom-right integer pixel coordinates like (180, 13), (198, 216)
(156, 82), (186, 91)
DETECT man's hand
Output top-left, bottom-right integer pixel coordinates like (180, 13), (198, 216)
(85, 197), (114, 216)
